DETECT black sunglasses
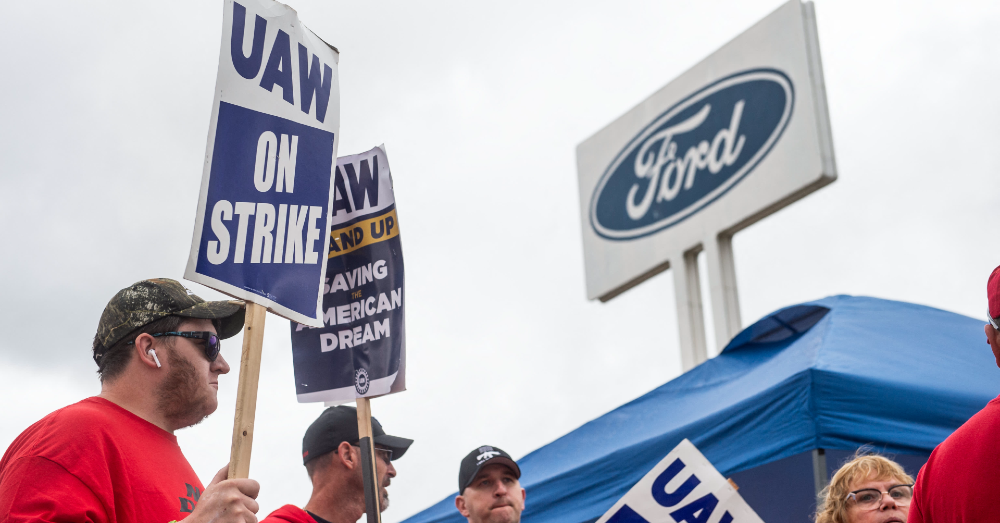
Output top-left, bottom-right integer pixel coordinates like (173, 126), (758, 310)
(129, 331), (222, 361)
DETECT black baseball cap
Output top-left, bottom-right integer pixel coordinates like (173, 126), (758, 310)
(458, 445), (521, 493)
(302, 405), (413, 465)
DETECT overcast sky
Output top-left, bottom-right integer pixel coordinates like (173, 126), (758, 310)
(1, 0), (999, 521)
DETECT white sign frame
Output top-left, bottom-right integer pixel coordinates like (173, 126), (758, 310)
(185, 0), (341, 327)
(575, 0), (834, 367)
(596, 439), (764, 523)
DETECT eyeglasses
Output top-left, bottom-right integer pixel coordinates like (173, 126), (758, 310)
(845, 484), (913, 509)
(128, 331), (221, 362)
(988, 308), (1000, 331)
(352, 444), (393, 463)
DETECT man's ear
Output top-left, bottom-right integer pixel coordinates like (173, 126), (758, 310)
(521, 487), (526, 504)
(133, 334), (161, 370)
(455, 495), (470, 517)
(336, 441), (357, 469)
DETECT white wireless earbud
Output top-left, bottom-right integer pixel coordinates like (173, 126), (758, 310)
(147, 349), (162, 368)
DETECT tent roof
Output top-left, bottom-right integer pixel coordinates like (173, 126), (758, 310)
(403, 295), (997, 523)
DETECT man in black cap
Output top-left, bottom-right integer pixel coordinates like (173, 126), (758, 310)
(455, 446), (525, 523)
(261, 405), (412, 523)
(0, 278), (260, 523)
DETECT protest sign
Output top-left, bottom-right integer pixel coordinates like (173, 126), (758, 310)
(183, 0), (339, 480)
(597, 439), (764, 523)
(185, 0), (340, 328)
(290, 145), (406, 405)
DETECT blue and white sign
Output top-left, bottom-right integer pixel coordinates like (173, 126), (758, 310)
(591, 70), (793, 241)
(596, 439), (764, 523)
(185, 0), (340, 326)
(576, 0), (835, 303)
(290, 145), (406, 404)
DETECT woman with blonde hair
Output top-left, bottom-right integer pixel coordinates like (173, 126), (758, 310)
(815, 452), (915, 523)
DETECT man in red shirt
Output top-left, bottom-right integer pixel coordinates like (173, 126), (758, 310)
(261, 406), (412, 523)
(908, 265), (1000, 522)
(0, 278), (261, 523)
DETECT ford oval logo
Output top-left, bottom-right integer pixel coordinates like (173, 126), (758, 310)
(590, 68), (794, 240)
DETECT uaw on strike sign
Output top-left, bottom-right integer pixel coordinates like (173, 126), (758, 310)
(291, 146), (406, 404)
(598, 440), (764, 523)
(186, 0), (339, 326)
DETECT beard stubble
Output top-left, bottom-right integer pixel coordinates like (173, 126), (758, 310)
(157, 347), (215, 429)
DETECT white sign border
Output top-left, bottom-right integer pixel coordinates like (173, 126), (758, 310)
(183, 0), (340, 327)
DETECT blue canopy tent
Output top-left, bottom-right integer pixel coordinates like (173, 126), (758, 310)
(403, 295), (998, 523)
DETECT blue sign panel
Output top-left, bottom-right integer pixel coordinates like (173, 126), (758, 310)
(186, 0), (340, 325)
(590, 69), (794, 240)
(195, 102), (335, 317)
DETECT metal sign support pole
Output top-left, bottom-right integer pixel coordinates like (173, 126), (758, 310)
(673, 247), (709, 371)
(705, 234), (742, 352)
(673, 234), (742, 371)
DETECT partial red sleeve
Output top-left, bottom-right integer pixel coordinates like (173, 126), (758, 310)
(0, 456), (109, 523)
(907, 466), (926, 523)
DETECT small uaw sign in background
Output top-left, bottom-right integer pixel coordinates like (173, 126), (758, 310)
(186, 0), (340, 326)
(597, 440), (764, 523)
(291, 145), (405, 404)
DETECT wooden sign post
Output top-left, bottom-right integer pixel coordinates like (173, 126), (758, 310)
(228, 302), (267, 479)
(356, 397), (382, 523)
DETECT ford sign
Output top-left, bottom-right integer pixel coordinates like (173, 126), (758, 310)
(590, 69), (794, 240)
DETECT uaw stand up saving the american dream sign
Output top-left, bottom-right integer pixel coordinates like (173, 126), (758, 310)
(184, 0), (352, 494)
(576, 0), (836, 370)
(290, 145), (407, 523)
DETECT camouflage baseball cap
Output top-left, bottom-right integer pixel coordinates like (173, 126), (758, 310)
(95, 278), (245, 359)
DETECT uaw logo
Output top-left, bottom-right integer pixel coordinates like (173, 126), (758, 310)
(354, 368), (370, 394)
(590, 69), (794, 240)
(477, 446), (501, 464)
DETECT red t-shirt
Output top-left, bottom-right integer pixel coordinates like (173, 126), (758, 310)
(262, 504), (319, 523)
(0, 397), (205, 523)
(909, 394), (1000, 522)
